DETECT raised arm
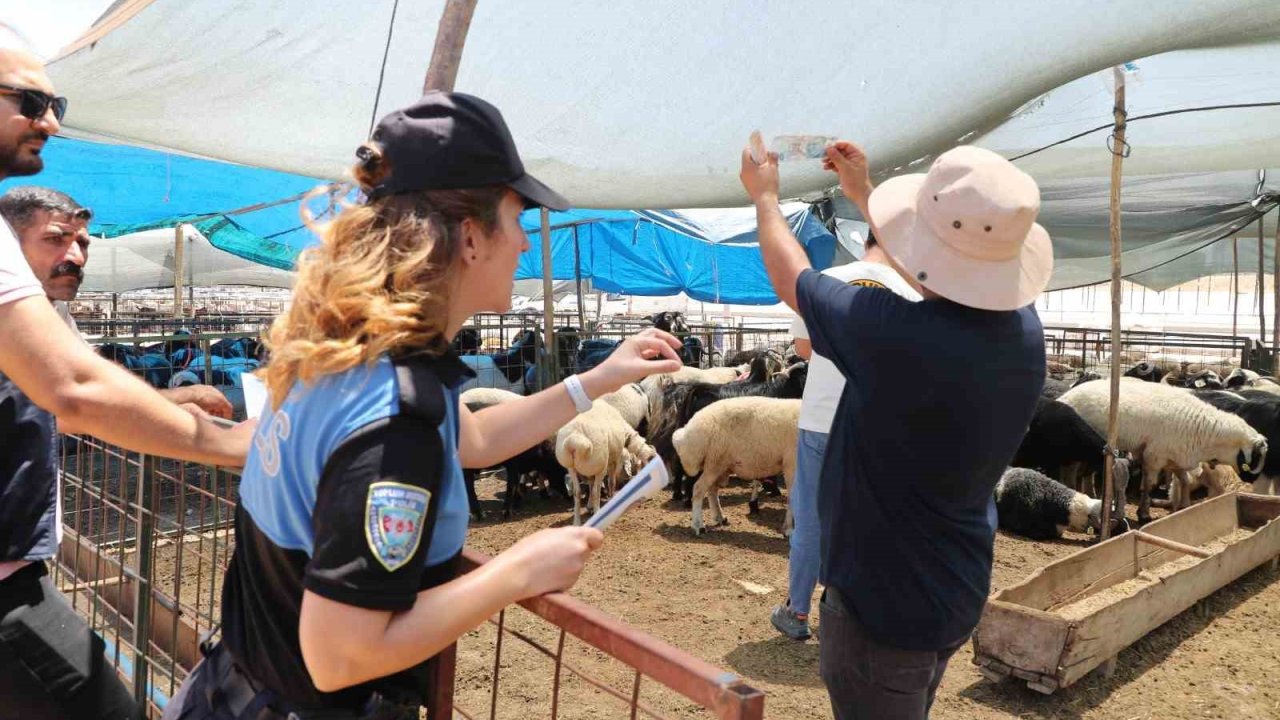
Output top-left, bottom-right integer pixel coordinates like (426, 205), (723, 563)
(739, 148), (811, 312)
(457, 328), (682, 468)
(0, 295), (251, 466)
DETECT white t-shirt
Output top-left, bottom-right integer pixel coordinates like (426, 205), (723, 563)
(0, 218), (42, 306)
(791, 261), (922, 433)
(54, 301), (81, 338)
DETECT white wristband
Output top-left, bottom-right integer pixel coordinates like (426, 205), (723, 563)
(563, 374), (594, 413)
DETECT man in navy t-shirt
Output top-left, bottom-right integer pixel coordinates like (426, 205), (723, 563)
(740, 142), (1051, 719)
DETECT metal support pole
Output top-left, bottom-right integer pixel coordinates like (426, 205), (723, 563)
(422, 0), (479, 94)
(1259, 216), (1267, 367)
(541, 208), (558, 387)
(1232, 237), (1239, 339)
(133, 454), (156, 701)
(1102, 66), (1127, 540)
(573, 226), (586, 331)
(1274, 209), (1279, 365)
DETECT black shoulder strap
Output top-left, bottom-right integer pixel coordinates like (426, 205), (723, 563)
(392, 356), (448, 426)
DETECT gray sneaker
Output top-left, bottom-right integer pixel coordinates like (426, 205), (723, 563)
(771, 604), (811, 640)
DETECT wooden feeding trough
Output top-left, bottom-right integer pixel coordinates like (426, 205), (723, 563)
(972, 492), (1280, 695)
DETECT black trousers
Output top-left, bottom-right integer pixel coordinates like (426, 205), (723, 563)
(818, 587), (967, 720)
(0, 562), (143, 720)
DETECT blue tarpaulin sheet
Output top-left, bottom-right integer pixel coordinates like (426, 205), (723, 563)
(2, 137), (835, 304)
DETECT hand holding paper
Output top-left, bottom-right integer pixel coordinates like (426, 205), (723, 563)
(585, 456), (670, 531)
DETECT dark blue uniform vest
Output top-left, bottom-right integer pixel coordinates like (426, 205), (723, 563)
(0, 371), (59, 564)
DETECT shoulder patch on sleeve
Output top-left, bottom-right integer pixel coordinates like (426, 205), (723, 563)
(364, 481), (431, 572)
(847, 278), (887, 289)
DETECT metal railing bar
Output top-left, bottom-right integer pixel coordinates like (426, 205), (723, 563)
(550, 629), (566, 720)
(489, 609), (506, 720)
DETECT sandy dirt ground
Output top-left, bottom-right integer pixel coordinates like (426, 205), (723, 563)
(457, 479), (1280, 720)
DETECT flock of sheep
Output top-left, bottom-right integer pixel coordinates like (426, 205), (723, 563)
(461, 348), (806, 534)
(460, 329), (1280, 547)
(999, 362), (1277, 541)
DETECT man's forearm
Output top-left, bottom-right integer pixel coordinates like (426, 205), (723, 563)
(158, 386), (203, 406)
(0, 296), (249, 466)
(755, 198), (811, 312)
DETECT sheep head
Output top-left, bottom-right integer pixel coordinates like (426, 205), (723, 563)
(1236, 436), (1269, 479)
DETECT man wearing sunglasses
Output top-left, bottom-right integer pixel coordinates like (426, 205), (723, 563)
(0, 37), (252, 720)
(0, 82), (64, 176)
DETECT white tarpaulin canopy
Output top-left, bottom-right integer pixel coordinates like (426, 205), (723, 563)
(48, 0), (1280, 209)
(820, 40), (1280, 291)
(83, 225), (294, 293)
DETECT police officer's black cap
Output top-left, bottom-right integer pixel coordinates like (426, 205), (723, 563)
(366, 91), (569, 211)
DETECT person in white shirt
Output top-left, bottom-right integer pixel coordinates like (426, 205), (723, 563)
(0, 34), (249, 465)
(771, 232), (922, 640)
(0, 34), (247, 719)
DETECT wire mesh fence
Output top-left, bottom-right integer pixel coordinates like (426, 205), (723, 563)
(1042, 325), (1270, 378)
(52, 436), (764, 719)
(53, 435), (238, 716)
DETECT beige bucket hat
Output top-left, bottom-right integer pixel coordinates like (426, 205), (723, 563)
(868, 145), (1053, 311)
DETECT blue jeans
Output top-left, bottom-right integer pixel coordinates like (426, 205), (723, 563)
(788, 428), (827, 617)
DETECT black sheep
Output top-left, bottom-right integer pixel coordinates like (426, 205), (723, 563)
(1124, 361), (1166, 383)
(1041, 377), (1071, 401)
(649, 311), (705, 366)
(462, 391), (570, 520)
(1012, 397), (1117, 493)
(724, 348), (784, 376)
(994, 468), (1106, 540)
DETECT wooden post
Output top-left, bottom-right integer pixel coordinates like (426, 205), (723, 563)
(1101, 66), (1126, 540)
(541, 208), (558, 387)
(172, 225), (184, 318)
(422, 0), (479, 94)
(1232, 237), (1239, 339)
(1259, 216), (1267, 365)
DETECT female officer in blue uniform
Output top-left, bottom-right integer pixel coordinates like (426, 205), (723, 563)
(162, 92), (684, 720)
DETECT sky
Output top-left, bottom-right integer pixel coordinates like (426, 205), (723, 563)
(0, 0), (115, 60)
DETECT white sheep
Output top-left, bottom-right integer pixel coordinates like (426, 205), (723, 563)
(460, 387), (523, 408)
(1058, 377), (1268, 523)
(597, 383), (649, 431)
(672, 397), (800, 536)
(555, 401), (657, 525)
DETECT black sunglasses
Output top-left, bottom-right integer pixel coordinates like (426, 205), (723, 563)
(0, 83), (67, 123)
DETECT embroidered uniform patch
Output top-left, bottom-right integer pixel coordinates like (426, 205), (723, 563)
(364, 481), (431, 572)
(847, 279), (887, 289)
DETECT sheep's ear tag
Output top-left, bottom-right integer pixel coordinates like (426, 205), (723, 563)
(1243, 462), (1252, 472)
(1195, 379), (1206, 388)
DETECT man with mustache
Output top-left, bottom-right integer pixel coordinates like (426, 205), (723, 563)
(0, 186), (234, 417)
(0, 30), (247, 462)
(0, 29), (250, 719)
